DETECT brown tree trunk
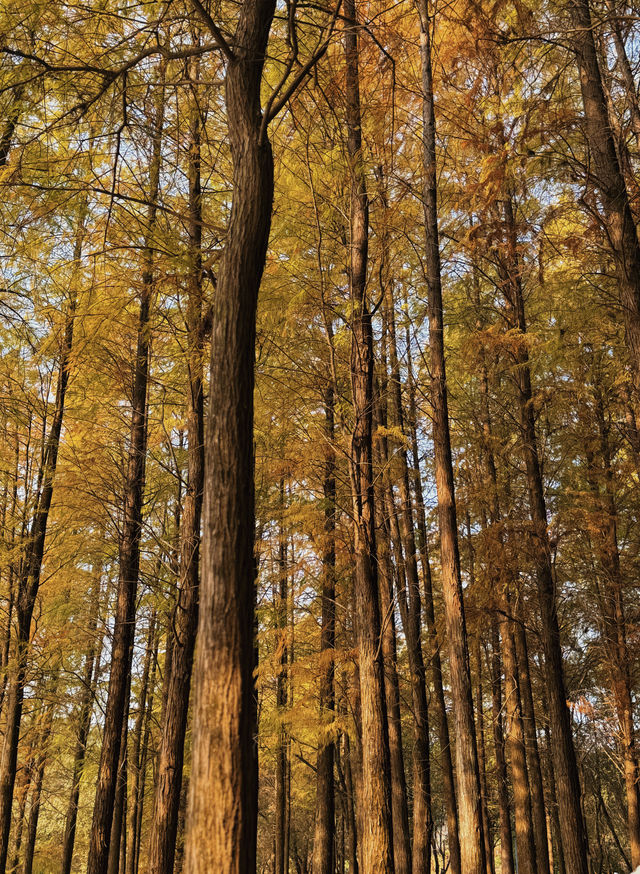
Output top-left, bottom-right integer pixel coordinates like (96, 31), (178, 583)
(183, 4), (276, 871)
(147, 53), (205, 874)
(489, 621), (515, 874)
(415, 2), (486, 870)
(500, 599), (537, 874)
(312, 385), (337, 874)
(344, 1), (394, 869)
(21, 691), (56, 874)
(569, 0), (640, 391)
(86, 67), (164, 874)
(473, 633), (494, 874)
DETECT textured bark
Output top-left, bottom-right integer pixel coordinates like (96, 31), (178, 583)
(86, 70), (164, 874)
(344, 1), (394, 870)
(0, 199), (85, 874)
(569, 0), (640, 391)
(500, 602), (537, 874)
(312, 386), (336, 874)
(183, 3), (276, 870)
(415, 2), (485, 870)
(147, 55), (205, 874)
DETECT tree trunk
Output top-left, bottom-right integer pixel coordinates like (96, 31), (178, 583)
(183, 4), (276, 871)
(147, 53), (205, 874)
(275, 479), (289, 874)
(489, 621), (515, 874)
(415, 2), (486, 870)
(344, 1), (394, 869)
(569, 0), (640, 392)
(312, 385), (337, 874)
(405, 316), (461, 874)
(86, 66), (164, 874)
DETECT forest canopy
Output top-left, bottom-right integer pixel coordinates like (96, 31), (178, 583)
(0, 0), (640, 873)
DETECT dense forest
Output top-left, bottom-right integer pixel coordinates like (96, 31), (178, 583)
(2, 0), (640, 872)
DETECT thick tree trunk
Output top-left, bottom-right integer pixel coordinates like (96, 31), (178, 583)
(344, 2), (394, 870)
(312, 385), (337, 874)
(415, 3), (486, 870)
(183, 4), (276, 871)
(569, 0), (640, 391)
(147, 54), (205, 874)
(86, 70), (164, 874)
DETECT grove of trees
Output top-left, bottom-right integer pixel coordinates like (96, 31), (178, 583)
(1, 0), (640, 871)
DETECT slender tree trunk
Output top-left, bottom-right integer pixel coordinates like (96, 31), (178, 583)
(344, 1), (394, 869)
(183, 4), (277, 871)
(489, 621), (515, 874)
(473, 633), (494, 874)
(86, 68), (164, 874)
(124, 614), (155, 874)
(405, 322), (461, 874)
(415, 3), (485, 870)
(21, 694), (56, 874)
(147, 53), (205, 874)
(312, 385), (337, 874)
(61, 575), (102, 874)
(275, 480), (289, 874)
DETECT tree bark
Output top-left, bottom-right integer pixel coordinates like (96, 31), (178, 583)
(183, 3), (276, 871)
(569, 0), (640, 392)
(489, 621), (515, 874)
